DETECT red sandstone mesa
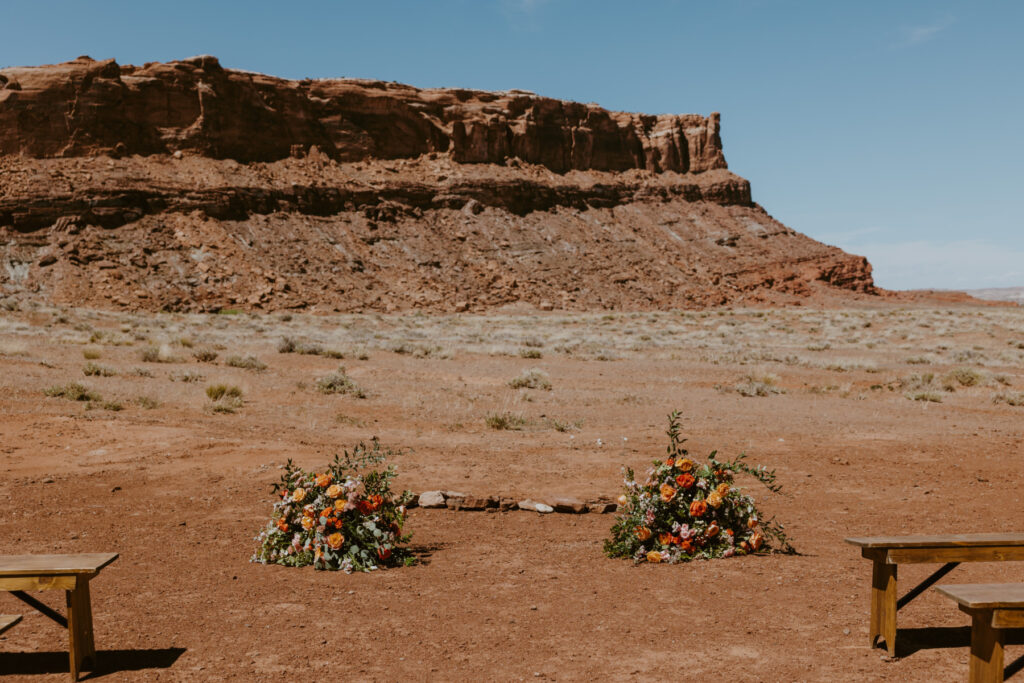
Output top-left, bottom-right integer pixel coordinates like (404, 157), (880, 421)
(0, 56), (875, 312)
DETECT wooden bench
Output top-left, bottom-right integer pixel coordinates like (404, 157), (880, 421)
(935, 584), (1024, 683)
(0, 553), (118, 681)
(845, 534), (1024, 656)
(0, 614), (22, 635)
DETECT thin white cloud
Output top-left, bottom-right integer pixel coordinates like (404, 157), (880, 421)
(836, 239), (1024, 291)
(900, 15), (954, 46)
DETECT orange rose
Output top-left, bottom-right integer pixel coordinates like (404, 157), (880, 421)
(319, 508), (332, 518)
(292, 487), (306, 503)
(750, 532), (764, 551)
(706, 523), (720, 538)
(646, 550), (663, 563)
(689, 500), (708, 517)
(677, 459), (694, 472)
(635, 526), (652, 541)
(747, 517), (759, 529)
(326, 484), (344, 499)
(716, 483), (730, 497)
(326, 532), (345, 550)
(301, 516), (315, 530)
(675, 473), (696, 490)
(276, 519), (289, 532)
(377, 547), (392, 561)
(665, 458), (675, 467)
(706, 492), (723, 509)
(334, 498), (347, 511)
(680, 540), (694, 553)
(659, 484), (677, 503)
(315, 473), (332, 488)
(658, 532), (675, 546)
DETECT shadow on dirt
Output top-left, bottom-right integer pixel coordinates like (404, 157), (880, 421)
(0, 647), (185, 678)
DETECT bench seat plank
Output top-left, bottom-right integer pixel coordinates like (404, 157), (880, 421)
(0, 553), (118, 577)
(0, 614), (21, 635)
(935, 583), (1024, 610)
(845, 533), (1024, 549)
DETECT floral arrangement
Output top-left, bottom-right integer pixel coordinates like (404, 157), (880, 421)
(605, 412), (794, 564)
(252, 438), (415, 572)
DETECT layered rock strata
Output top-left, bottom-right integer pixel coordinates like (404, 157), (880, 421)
(0, 57), (875, 312)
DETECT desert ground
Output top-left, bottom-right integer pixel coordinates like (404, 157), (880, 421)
(1, 302), (1023, 681)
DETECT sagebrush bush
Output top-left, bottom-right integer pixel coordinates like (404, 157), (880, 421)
(82, 362), (116, 377)
(226, 355), (267, 371)
(192, 349), (219, 363)
(508, 369), (552, 391)
(45, 383), (101, 402)
(485, 412), (526, 430)
(316, 368), (366, 398)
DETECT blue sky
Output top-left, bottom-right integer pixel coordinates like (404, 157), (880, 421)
(3, 0), (1021, 290)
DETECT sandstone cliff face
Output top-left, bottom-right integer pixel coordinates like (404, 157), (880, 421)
(0, 56), (726, 173)
(0, 57), (874, 312)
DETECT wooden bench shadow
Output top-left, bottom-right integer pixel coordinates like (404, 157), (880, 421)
(0, 647), (185, 678)
(896, 627), (1024, 678)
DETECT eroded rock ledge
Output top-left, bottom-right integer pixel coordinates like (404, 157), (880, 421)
(0, 55), (726, 173)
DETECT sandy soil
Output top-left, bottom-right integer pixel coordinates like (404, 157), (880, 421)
(1, 304), (1023, 681)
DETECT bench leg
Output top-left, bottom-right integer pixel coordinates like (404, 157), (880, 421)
(969, 610), (1004, 683)
(66, 579), (96, 681)
(869, 559), (898, 656)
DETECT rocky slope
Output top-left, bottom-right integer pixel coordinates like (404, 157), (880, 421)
(0, 56), (876, 312)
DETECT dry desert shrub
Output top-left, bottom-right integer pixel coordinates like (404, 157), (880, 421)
(518, 348), (542, 359)
(226, 355), (267, 371)
(206, 384), (244, 413)
(508, 369), (552, 391)
(192, 348), (219, 363)
(141, 345), (182, 363)
(907, 391), (943, 403)
(993, 392), (1024, 407)
(82, 362), (116, 377)
(316, 367), (366, 398)
(485, 412), (527, 430)
(45, 383), (101, 402)
(170, 370), (205, 383)
(727, 372), (784, 397)
(134, 396), (159, 409)
(278, 336), (344, 358)
(82, 348), (102, 360)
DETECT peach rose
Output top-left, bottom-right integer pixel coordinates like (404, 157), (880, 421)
(689, 500), (708, 517)
(635, 526), (652, 541)
(292, 487), (306, 503)
(747, 517), (759, 529)
(677, 459), (694, 472)
(326, 484), (344, 499)
(706, 523), (720, 538)
(665, 458), (675, 467)
(326, 532), (345, 550)
(659, 484), (677, 503)
(616, 494), (628, 506)
(646, 550), (663, 563)
(334, 498), (347, 511)
(301, 516), (315, 530)
(315, 473), (332, 488)
(716, 483), (730, 497)
(706, 492), (723, 509)
(276, 519), (289, 532)
(750, 532), (764, 551)
(675, 473), (696, 490)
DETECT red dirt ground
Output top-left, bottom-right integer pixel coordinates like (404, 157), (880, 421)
(1, 304), (1023, 681)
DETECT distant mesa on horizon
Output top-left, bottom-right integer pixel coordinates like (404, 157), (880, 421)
(959, 287), (1024, 304)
